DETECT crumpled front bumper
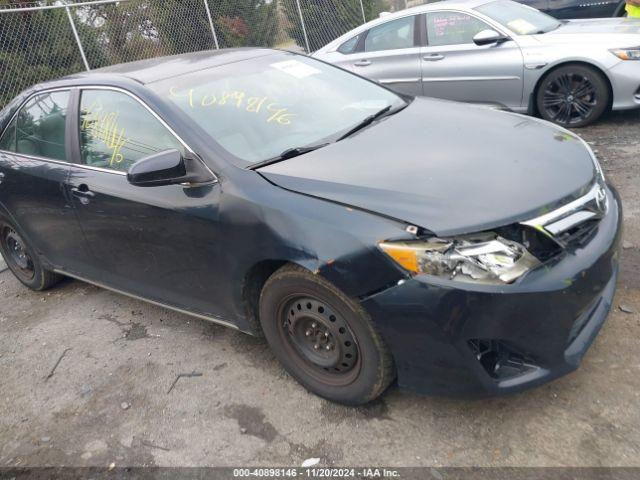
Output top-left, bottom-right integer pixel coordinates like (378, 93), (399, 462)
(361, 185), (622, 397)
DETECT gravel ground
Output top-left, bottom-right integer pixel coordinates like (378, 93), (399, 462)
(0, 110), (639, 468)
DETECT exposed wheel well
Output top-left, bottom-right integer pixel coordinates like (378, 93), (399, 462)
(241, 259), (289, 335)
(531, 61), (614, 116)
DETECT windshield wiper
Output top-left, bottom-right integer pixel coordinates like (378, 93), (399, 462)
(336, 105), (393, 142)
(249, 143), (330, 169)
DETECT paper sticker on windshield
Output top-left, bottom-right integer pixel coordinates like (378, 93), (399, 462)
(507, 19), (538, 35)
(271, 60), (321, 79)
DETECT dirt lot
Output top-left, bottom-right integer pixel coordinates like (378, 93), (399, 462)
(1, 110), (639, 468)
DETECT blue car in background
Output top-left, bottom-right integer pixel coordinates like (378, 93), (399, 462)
(520, 0), (627, 17)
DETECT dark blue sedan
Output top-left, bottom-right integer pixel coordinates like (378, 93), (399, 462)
(520, 0), (627, 18)
(0, 49), (622, 404)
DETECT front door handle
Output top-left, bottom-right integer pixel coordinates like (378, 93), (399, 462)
(71, 185), (95, 205)
(423, 54), (445, 61)
(354, 60), (371, 67)
(0, 173), (4, 185)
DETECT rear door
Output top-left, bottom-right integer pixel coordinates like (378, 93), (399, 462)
(66, 87), (228, 318)
(0, 89), (87, 271)
(339, 14), (423, 96)
(420, 10), (525, 109)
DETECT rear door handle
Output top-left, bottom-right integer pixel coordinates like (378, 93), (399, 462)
(0, 172), (4, 185)
(423, 54), (445, 61)
(71, 185), (95, 205)
(354, 60), (371, 67)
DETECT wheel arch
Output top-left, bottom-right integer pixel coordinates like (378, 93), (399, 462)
(241, 259), (309, 335)
(530, 60), (614, 116)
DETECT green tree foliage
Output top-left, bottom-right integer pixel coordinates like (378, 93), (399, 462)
(80, 1), (163, 67)
(0, 2), (93, 106)
(147, 0), (278, 51)
(0, 0), (105, 107)
(284, 0), (389, 52)
(214, 0), (279, 48)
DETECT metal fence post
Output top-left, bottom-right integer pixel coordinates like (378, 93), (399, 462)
(64, 3), (90, 71)
(202, 0), (220, 50)
(295, 0), (311, 54)
(359, 0), (366, 23)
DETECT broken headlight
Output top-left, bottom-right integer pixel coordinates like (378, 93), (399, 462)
(379, 233), (540, 284)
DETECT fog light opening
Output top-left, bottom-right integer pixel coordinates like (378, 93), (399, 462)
(468, 339), (537, 380)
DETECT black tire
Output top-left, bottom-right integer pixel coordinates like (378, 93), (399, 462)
(0, 220), (62, 291)
(536, 64), (610, 128)
(259, 264), (395, 405)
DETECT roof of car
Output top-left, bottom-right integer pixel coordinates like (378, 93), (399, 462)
(71, 47), (279, 85)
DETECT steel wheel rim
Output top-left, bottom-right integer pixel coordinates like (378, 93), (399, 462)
(543, 72), (597, 125)
(2, 226), (35, 281)
(277, 294), (361, 386)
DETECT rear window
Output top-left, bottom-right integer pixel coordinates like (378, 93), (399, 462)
(15, 91), (69, 161)
(364, 15), (415, 52)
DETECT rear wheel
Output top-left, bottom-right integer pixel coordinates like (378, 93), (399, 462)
(536, 64), (609, 128)
(259, 264), (395, 405)
(0, 220), (61, 291)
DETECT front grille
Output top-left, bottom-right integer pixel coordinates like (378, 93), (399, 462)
(521, 182), (607, 250)
(554, 218), (599, 248)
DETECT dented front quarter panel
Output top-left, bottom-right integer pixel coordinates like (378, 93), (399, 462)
(215, 172), (411, 331)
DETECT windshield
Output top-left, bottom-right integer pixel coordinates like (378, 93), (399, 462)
(475, 0), (561, 35)
(150, 53), (405, 165)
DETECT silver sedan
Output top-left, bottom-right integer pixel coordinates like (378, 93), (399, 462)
(313, 0), (640, 127)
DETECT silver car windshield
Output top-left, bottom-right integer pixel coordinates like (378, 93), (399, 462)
(475, 0), (561, 35)
(150, 53), (405, 165)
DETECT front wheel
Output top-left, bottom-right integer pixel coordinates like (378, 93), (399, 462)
(536, 64), (610, 128)
(259, 264), (395, 405)
(0, 220), (62, 291)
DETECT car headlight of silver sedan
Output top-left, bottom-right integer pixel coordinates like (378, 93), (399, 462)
(610, 47), (640, 61)
(379, 233), (540, 285)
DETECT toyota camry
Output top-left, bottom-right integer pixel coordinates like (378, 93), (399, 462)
(0, 49), (621, 404)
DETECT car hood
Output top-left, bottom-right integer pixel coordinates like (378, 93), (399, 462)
(258, 98), (596, 236)
(533, 18), (640, 46)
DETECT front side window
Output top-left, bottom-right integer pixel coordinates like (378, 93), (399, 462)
(426, 12), (491, 47)
(79, 90), (184, 173)
(364, 16), (416, 52)
(151, 53), (405, 165)
(11, 91), (69, 161)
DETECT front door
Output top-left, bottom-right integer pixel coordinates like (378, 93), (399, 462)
(342, 14), (423, 96)
(420, 11), (525, 110)
(0, 90), (88, 272)
(66, 88), (227, 318)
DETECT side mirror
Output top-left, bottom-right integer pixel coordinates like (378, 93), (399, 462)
(127, 149), (215, 187)
(473, 29), (508, 46)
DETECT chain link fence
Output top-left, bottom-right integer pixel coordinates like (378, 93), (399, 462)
(0, 0), (433, 109)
